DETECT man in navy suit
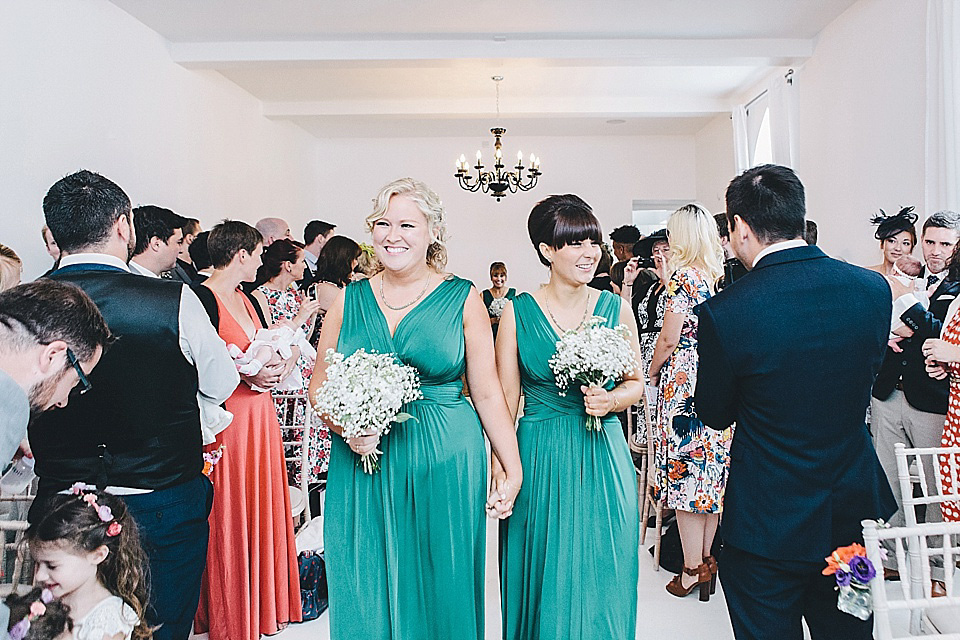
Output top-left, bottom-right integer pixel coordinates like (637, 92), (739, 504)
(695, 164), (897, 640)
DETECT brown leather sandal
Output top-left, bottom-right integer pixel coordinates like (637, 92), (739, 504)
(666, 563), (712, 601)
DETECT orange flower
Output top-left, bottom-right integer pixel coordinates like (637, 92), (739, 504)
(822, 543), (867, 575)
(675, 372), (688, 386)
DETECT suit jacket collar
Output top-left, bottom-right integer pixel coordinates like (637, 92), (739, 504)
(752, 245), (827, 271)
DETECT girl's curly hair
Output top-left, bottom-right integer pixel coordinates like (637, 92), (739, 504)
(27, 490), (152, 640)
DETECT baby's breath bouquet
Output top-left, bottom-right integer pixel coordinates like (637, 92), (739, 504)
(313, 348), (422, 473)
(549, 316), (637, 431)
(488, 296), (509, 318)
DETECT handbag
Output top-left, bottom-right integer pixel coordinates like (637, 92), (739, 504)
(298, 550), (328, 620)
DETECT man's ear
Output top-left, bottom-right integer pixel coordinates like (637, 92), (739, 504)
(37, 340), (68, 377)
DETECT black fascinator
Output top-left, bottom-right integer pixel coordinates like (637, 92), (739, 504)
(871, 206), (918, 241)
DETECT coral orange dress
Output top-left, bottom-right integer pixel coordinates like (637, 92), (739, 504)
(194, 291), (302, 640)
(941, 311), (960, 522)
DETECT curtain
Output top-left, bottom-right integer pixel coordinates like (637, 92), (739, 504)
(926, 0), (960, 213)
(768, 73), (795, 168)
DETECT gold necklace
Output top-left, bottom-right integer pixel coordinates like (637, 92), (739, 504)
(543, 289), (591, 333)
(380, 274), (431, 311)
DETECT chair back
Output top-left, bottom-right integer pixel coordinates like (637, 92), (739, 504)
(275, 392), (314, 526)
(894, 443), (960, 527)
(863, 518), (960, 639)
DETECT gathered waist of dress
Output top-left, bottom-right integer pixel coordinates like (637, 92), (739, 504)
(408, 381), (467, 406)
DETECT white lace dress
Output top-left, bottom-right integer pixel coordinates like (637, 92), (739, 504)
(73, 596), (139, 640)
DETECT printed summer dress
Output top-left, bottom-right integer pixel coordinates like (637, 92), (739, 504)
(940, 311), (960, 522)
(654, 266), (734, 513)
(257, 283), (330, 482)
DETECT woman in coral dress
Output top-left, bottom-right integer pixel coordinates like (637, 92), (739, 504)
(194, 221), (302, 640)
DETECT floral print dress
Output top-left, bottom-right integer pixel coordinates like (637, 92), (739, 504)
(654, 266), (734, 514)
(632, 281), (667, 446)
(257, 284), (330, 483)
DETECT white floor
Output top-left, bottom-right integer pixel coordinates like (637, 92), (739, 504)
(190, 517), (933, 640)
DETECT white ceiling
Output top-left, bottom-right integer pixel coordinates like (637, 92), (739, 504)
(109, 0), (859, 138)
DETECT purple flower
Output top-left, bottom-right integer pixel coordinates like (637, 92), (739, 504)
(97, 505), (113, 522)
(835, 569), (852, 587)
(9, 618), (30, 640)
(848, 555), (876, 584)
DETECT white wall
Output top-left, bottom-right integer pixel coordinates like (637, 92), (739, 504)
(307, 135), (697, 293)
(791, 0), (927, 265)
(0, 0), (322, 280)
(695, 115), (736, 213)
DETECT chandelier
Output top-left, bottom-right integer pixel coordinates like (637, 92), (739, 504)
(454, 76), (541, 202)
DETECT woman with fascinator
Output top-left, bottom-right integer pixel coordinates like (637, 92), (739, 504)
(866, 206), (918, 275)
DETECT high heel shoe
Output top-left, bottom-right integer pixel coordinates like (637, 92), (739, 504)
(703, 555), (718, 595)
(665, 563), (712, 601)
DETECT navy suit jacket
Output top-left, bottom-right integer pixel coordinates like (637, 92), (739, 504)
(694, 245), (897, 563)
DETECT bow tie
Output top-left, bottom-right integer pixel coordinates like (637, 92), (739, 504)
(928, 274), (940, 288)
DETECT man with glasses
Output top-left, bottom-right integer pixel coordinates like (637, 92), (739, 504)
(31, 170), (240, 640)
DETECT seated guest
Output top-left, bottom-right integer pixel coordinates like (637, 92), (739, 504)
(866, 206), (918, 276)
(309, 235), (361, 344)
(194, 220), (301, 640)
(41, 224), (61, 275)
(249, 239), (328, 486)
(254, 217), (292, 248)
(714, 212), (748, 290)
(189, 230), (214, 283)
(621, 228), (669, 445)
(169, 218), (202, 285)
(0, 244), (22, 291)
(33, 170), (239, 640)
(805, 219), (818, 245)
(128, 205), (187, 278)
(299, 220), (336, 290)
(589, 243), (617, 293)
(482, 261), (517, 340)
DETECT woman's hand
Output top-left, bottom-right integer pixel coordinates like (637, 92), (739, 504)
(582, 385), (617, 417)
(886, 276), (914, 300)
(654, 253), (670, 287)
(486, 468), (521, 519)
(242, 356), (284, 389)
(922, 338), (960, 364)
(623, 258), (640, 287)
(345, 429), (380, 456)
(926, 357), (949, 380)
(293, 298), (324, 327)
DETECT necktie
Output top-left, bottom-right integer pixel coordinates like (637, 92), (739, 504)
(928, 274), (940, 288)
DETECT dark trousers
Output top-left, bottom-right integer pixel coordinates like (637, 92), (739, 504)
(721, 545), (873, 640)
(123, 475), (213, 640)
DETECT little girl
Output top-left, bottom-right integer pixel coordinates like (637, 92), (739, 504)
(26, 486), (151, 640)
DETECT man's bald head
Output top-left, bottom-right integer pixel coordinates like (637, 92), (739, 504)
(254, 217), (292, 247)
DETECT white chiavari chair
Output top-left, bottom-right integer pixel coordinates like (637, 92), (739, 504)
(275, 393), (317, 530)
(638, 384), (664, 570)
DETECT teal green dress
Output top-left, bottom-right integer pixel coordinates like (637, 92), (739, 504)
(501, 291), (639, 639)
(325, 276), (487, 639)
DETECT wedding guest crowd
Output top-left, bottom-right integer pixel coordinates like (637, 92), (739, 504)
(6, 161), (959, 640)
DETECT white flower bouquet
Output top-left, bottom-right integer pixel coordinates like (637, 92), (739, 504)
(313, 348), (422, 473)
(488, 296), (509, 318)
(549, 316), (637, 431)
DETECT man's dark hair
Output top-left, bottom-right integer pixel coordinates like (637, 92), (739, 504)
(43, 170), (132, 254)
(609, 225), (641, 244)
(304, 220), (336, 246)
(182, 218), (201, 237)
(805, 220), (818, 245)
(0, 280), (112, 362)
(189, 231), (212, 271)
(921, 210), (960, 235)
(725, 164), (806, 244)
(207, 220), (263, 269)
(132, 206), (188, 257)
(714, 212), (730, 239)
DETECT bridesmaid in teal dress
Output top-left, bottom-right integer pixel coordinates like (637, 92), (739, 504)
(495, 194), (644, 640)
(308, 178), (523, 640)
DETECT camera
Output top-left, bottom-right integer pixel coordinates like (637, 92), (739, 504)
(635, 256), (656, 269)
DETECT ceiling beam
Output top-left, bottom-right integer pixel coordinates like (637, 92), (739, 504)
(171, 37), (812, 69)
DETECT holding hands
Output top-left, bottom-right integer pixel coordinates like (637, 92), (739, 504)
(923, 338), (960, 380)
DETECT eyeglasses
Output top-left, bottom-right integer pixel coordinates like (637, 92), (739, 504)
(66, 348), (93, 396)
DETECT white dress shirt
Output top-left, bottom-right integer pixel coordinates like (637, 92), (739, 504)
(127, 259), (158, 278)
(57, 253), (240, 490)
(751, 238), (808, 268)
(304, 249), (319, 273)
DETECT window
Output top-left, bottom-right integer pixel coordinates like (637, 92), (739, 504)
(631, 200), (696, 235)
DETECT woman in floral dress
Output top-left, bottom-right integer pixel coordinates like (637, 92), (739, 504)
(250, 239), (328, 484)
(649, 204), (733, 599)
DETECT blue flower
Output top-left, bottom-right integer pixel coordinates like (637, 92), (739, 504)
(835, 569), (852, 587)
(848, 556), (876, 584)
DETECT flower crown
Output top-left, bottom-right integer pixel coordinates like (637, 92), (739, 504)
(70, 483), (122, 537)
(8, 589), (54, 640)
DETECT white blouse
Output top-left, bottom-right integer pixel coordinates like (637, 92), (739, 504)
(72, 596), (139, 640)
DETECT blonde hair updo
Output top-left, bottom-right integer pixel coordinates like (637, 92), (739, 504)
(666, 203), (724, 291)
(367, 178), (449, 271)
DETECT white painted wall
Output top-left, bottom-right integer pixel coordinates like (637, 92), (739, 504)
(790, 0), (927, 265)
(695, 115), (736, 213)
(0, 0), (322, 280)
(307, 135), (697, 293)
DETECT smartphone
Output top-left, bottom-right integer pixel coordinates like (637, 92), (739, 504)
(307, 283), (318, 301)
